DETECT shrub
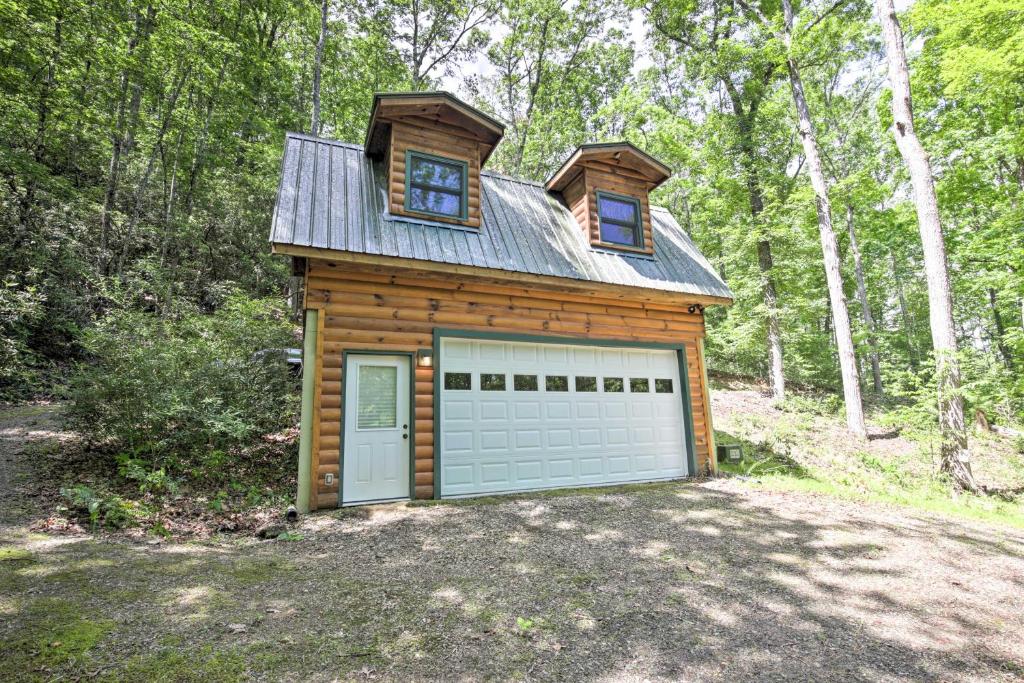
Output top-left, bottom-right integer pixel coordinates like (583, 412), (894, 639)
(60, 485), (142, 529)
(68, 294), (298, 477)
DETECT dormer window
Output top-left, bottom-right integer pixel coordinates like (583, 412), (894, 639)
(364, 92), (505, 228)
(597, 191), (643, 248)
(546, 142), (672, 255)
(406, 151), (468, 220)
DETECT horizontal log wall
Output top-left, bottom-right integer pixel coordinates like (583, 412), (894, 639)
(306, 259), (711, 509)
(582, 165), (655, 255)
(387, 119), (483, 228)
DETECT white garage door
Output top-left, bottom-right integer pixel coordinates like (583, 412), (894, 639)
(439, 337), (689, 497)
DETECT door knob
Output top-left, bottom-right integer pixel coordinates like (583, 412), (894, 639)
(403, 434), (409, 439)
(403, 424), (408, 429)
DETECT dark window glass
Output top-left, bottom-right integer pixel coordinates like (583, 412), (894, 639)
(630, 378), (650, 393)
(480, 373), (506, 391)
(514, 374), (538, 391)
(575, 376), (597, 392)
(603, 377), (624, 392)
(597, 192), (642, 247)
(444, 372), (471, 390)
(655, 378), (674, 393)
(546, 375), (569, 392)
(598, 195), (637, 223)
(407, 153), (465, 218)
(408, 187), (461, 216)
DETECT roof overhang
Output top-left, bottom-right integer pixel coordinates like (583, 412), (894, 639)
(364, 91), (506, 165)
(545, 142), (673, 193)
(271, 243), (733, 307)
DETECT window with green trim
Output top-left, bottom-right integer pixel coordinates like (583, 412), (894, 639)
(405, 150), (468, 220)
(596, 191), (642, 248)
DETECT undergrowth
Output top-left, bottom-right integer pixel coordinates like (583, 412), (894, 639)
(715, 384), (1024, 529)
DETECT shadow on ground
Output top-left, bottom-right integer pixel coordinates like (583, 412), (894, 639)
(3, 478), (1024, 682)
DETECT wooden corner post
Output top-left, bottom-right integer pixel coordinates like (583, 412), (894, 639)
(297, 308), (319, 513)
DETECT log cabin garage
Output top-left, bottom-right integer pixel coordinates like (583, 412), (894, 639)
(270, 92), (733, 511)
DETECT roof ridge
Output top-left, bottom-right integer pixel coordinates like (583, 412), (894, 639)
(480, 169), (545, 187)
(284, 131), (363, 151)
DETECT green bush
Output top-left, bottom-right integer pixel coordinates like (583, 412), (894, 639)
(68, 294), (299, 476)
(60, 485), (142, 529)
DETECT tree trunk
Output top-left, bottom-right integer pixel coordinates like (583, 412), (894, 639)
(727, 78), (786, 402)
(876, 0), (976, 490)
(782, 0), (865, 437)
(889, 249), (918, 367)
(987, 288), (1013, 368)
(846, 204), (883, 393)
(758, 239), (786, 401)
(310, 0), (328, 136)
(99, 3), (155, 274)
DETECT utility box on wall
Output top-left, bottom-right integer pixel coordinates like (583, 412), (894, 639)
(717, 443), (743, 464)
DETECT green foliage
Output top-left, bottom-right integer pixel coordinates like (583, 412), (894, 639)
(60, 485), (142, 530)
(68, 294), (298, 473)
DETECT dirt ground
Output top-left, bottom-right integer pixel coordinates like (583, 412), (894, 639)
(3, 405), (1024, 682)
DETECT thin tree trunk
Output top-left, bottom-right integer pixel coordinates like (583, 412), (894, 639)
(99, 3), (155, 274)
(726, 77), (786, 401)
(782, 0), (865, 437)
(758, 240), (786, 401)
(876, 0), (976, 490)
(310, 0), (328, 136)
(987, 288), (1013, 368)
(846, 204), (883, 393)
(889, 249), (918, 367)
(117, 64), (190, 275)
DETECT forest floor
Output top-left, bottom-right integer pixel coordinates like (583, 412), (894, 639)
(3, 389), (1024, 681)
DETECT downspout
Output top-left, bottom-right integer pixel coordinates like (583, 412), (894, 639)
(296, 308), (318, 514)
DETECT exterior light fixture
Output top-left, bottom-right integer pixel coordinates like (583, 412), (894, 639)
(417, 349), (433, 368)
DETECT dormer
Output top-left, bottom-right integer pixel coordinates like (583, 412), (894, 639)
(546, 143), (671, 255)
(365, 92), (504, 229)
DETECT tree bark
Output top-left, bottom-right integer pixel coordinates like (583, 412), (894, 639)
(781, 0), (865, 437)
(876, 0), (976, 490)
(846, 204), (883, 393)
(724, 75), (786, 402)
(310, 0), (328, 136)
(987, 288), (1013, 368)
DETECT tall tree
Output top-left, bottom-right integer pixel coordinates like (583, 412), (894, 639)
(875, 0), (976, 489)
(644, 0), (789, 401)
(476, 0), (632, 179)
(735, 0), (867, 435)
(382, 0), (495, 90)
(311, 0), (329, 135)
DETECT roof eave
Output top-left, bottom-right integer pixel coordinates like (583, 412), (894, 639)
(545, 142), (673, 192)
(271, 242), (734, 307)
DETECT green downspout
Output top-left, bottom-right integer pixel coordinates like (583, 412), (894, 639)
(297, 308), (318, 514)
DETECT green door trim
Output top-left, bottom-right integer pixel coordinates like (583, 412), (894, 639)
(431, 328), (699, 499)
(339, 350), (417, 506)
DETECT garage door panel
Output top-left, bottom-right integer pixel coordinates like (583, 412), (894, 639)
(480, 401), (507, 420)
(439, 338), (689, 497)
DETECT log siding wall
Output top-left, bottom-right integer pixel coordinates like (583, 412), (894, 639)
(304, 259), (712, 510)
(561, 163), (655, 256)
(387, 119), (484, 228)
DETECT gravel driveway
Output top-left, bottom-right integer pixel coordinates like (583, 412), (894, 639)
(3, 476), (1024, 681)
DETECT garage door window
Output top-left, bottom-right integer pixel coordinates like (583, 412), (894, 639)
(444, 372), (471, 390)
(655, 378), (674, 393)
(546, 375), (569, 392)
(604, 377), (624, 392)
(630, 378), (650, 392)
(575, 376), (597, 392)
(514, 374), (538, 391)
(481, 373), (506, 391)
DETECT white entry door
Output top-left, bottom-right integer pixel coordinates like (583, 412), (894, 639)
(439, 338), (689, 497)
(343, 355), (410, 504)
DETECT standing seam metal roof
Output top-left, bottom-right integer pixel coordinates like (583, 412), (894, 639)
(270, 133), (733, 301)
